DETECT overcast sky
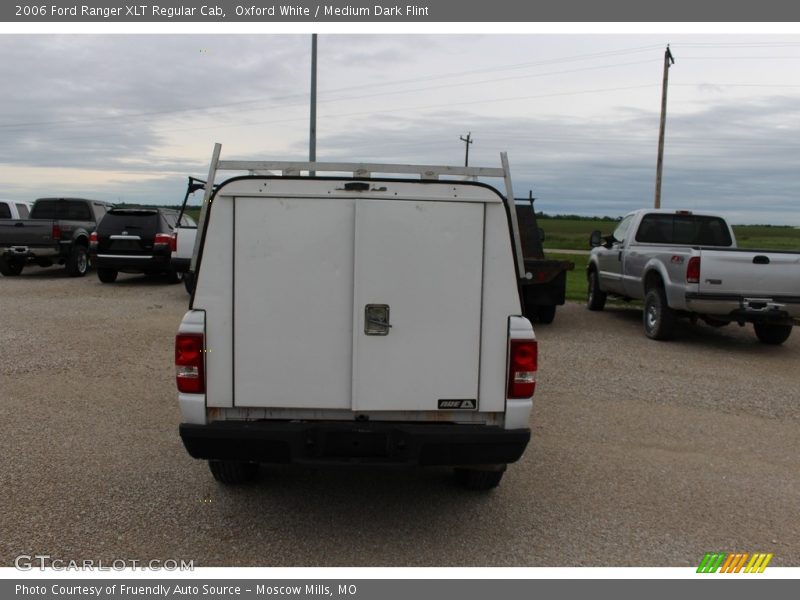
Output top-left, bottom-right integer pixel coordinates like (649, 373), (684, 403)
(2, 34), (800, 224)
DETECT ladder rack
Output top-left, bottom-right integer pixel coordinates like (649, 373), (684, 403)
(190, 143), (529, 280)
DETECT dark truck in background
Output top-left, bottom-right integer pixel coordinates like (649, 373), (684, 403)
(515, 199), (575, 324)
(0, 198), (112, 277)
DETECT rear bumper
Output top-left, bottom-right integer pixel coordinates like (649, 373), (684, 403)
(180, 420), (530, 467)
(1, 245), (61, 261)
(92, 253), (170, 272)
(685, 293), (800, 322)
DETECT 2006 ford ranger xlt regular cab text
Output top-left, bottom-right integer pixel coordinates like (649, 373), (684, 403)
(174, 148), (537, 490)
(587, 209), (800, 344)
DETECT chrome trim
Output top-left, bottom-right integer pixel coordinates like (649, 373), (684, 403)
(96, 254), (154, 259)
(109, 235), (142, 240)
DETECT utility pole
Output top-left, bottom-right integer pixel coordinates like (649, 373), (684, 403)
(654, 44), (675, 209)
(309, 34), (317, 176)
(460, 132), (473, 166)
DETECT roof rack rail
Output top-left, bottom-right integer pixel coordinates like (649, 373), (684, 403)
(191, 143), (528, 280)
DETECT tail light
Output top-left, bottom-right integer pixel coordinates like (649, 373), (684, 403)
(175, 333), (205, 393)
(686, 256), (701, 284)
(89, 231), (98, 244)
(507, 339), (538, 399)
(154, 233), (176, 252)
(52, 224), (62, 241)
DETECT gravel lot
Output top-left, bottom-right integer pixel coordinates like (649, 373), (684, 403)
(1, 267), (798, 567)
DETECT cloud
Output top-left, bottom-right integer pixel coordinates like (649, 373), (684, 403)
(1, 34), (800, 225)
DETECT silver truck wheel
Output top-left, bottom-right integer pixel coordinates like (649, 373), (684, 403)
(208, 460), (258, 484)
(644, 287), (676, 340)
(587, 270), (606, 311)
(753, 323), (792, 345)
(66, 245), (89, 277)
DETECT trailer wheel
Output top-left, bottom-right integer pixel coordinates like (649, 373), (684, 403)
(0, 259), (23, 276)
(536, 304), (557, 324)
(753, 323), (792, 345)
(454, 467), (505, 490)
(643, 287), (676, 340)
(587, 269), (606, 311)
(208, 460), (258, 484)
(66, 244), (89, 277)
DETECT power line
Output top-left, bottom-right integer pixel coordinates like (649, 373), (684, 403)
(7, 83), (661, 144)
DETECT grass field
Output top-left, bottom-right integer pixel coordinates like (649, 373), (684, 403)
(552, 252), (590, 304)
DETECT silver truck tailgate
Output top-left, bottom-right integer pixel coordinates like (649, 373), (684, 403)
(698, 249), (800, 297)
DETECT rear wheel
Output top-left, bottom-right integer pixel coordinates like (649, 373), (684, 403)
(97, 268), (118, 283)
(66, 244), (89, 277)
(166, 267), (184, 284)
(0, 259), (23, 276)
(753, 323), (792, 345)
(183, 271), (195, 294)
(208, 460), (258, 484)
(454, 466), (505, 490)
(643, 287), (676, 340)
(587, 270), (606, 311)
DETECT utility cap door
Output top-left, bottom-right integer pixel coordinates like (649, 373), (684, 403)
(352, 199), (484, 411)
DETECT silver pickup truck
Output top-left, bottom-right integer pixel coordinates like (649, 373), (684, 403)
(587, 209), (799, 345)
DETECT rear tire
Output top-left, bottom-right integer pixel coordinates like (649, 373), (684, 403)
(0, 259), (23, 276)
(587, 269), (606, 311)
(97, 268), (118, 283)
(753, 323), (792, 345)
(454, 467), (505, 490)
(183, 271), (195, 295)
(643, 287), (676, 340)
(166, 267), (184, 284)
(66, 244), (89, 277)
(536, 304), (557, 324)
(208, 460), (258, 484)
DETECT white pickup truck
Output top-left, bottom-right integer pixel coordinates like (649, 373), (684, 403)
(175, 147), (537, 490)
(172, 177), (204, 293)
(0, 199), (32, 220)
(587, 209), (800, 344)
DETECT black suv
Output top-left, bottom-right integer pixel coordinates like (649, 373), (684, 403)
(89, 207), (183, 284)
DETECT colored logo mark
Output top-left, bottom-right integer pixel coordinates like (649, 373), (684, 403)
(697, 552), (773, 573)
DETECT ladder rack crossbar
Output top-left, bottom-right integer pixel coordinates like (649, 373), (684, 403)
(191, 144), (527, 280)
(217, 160), (505, 180)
